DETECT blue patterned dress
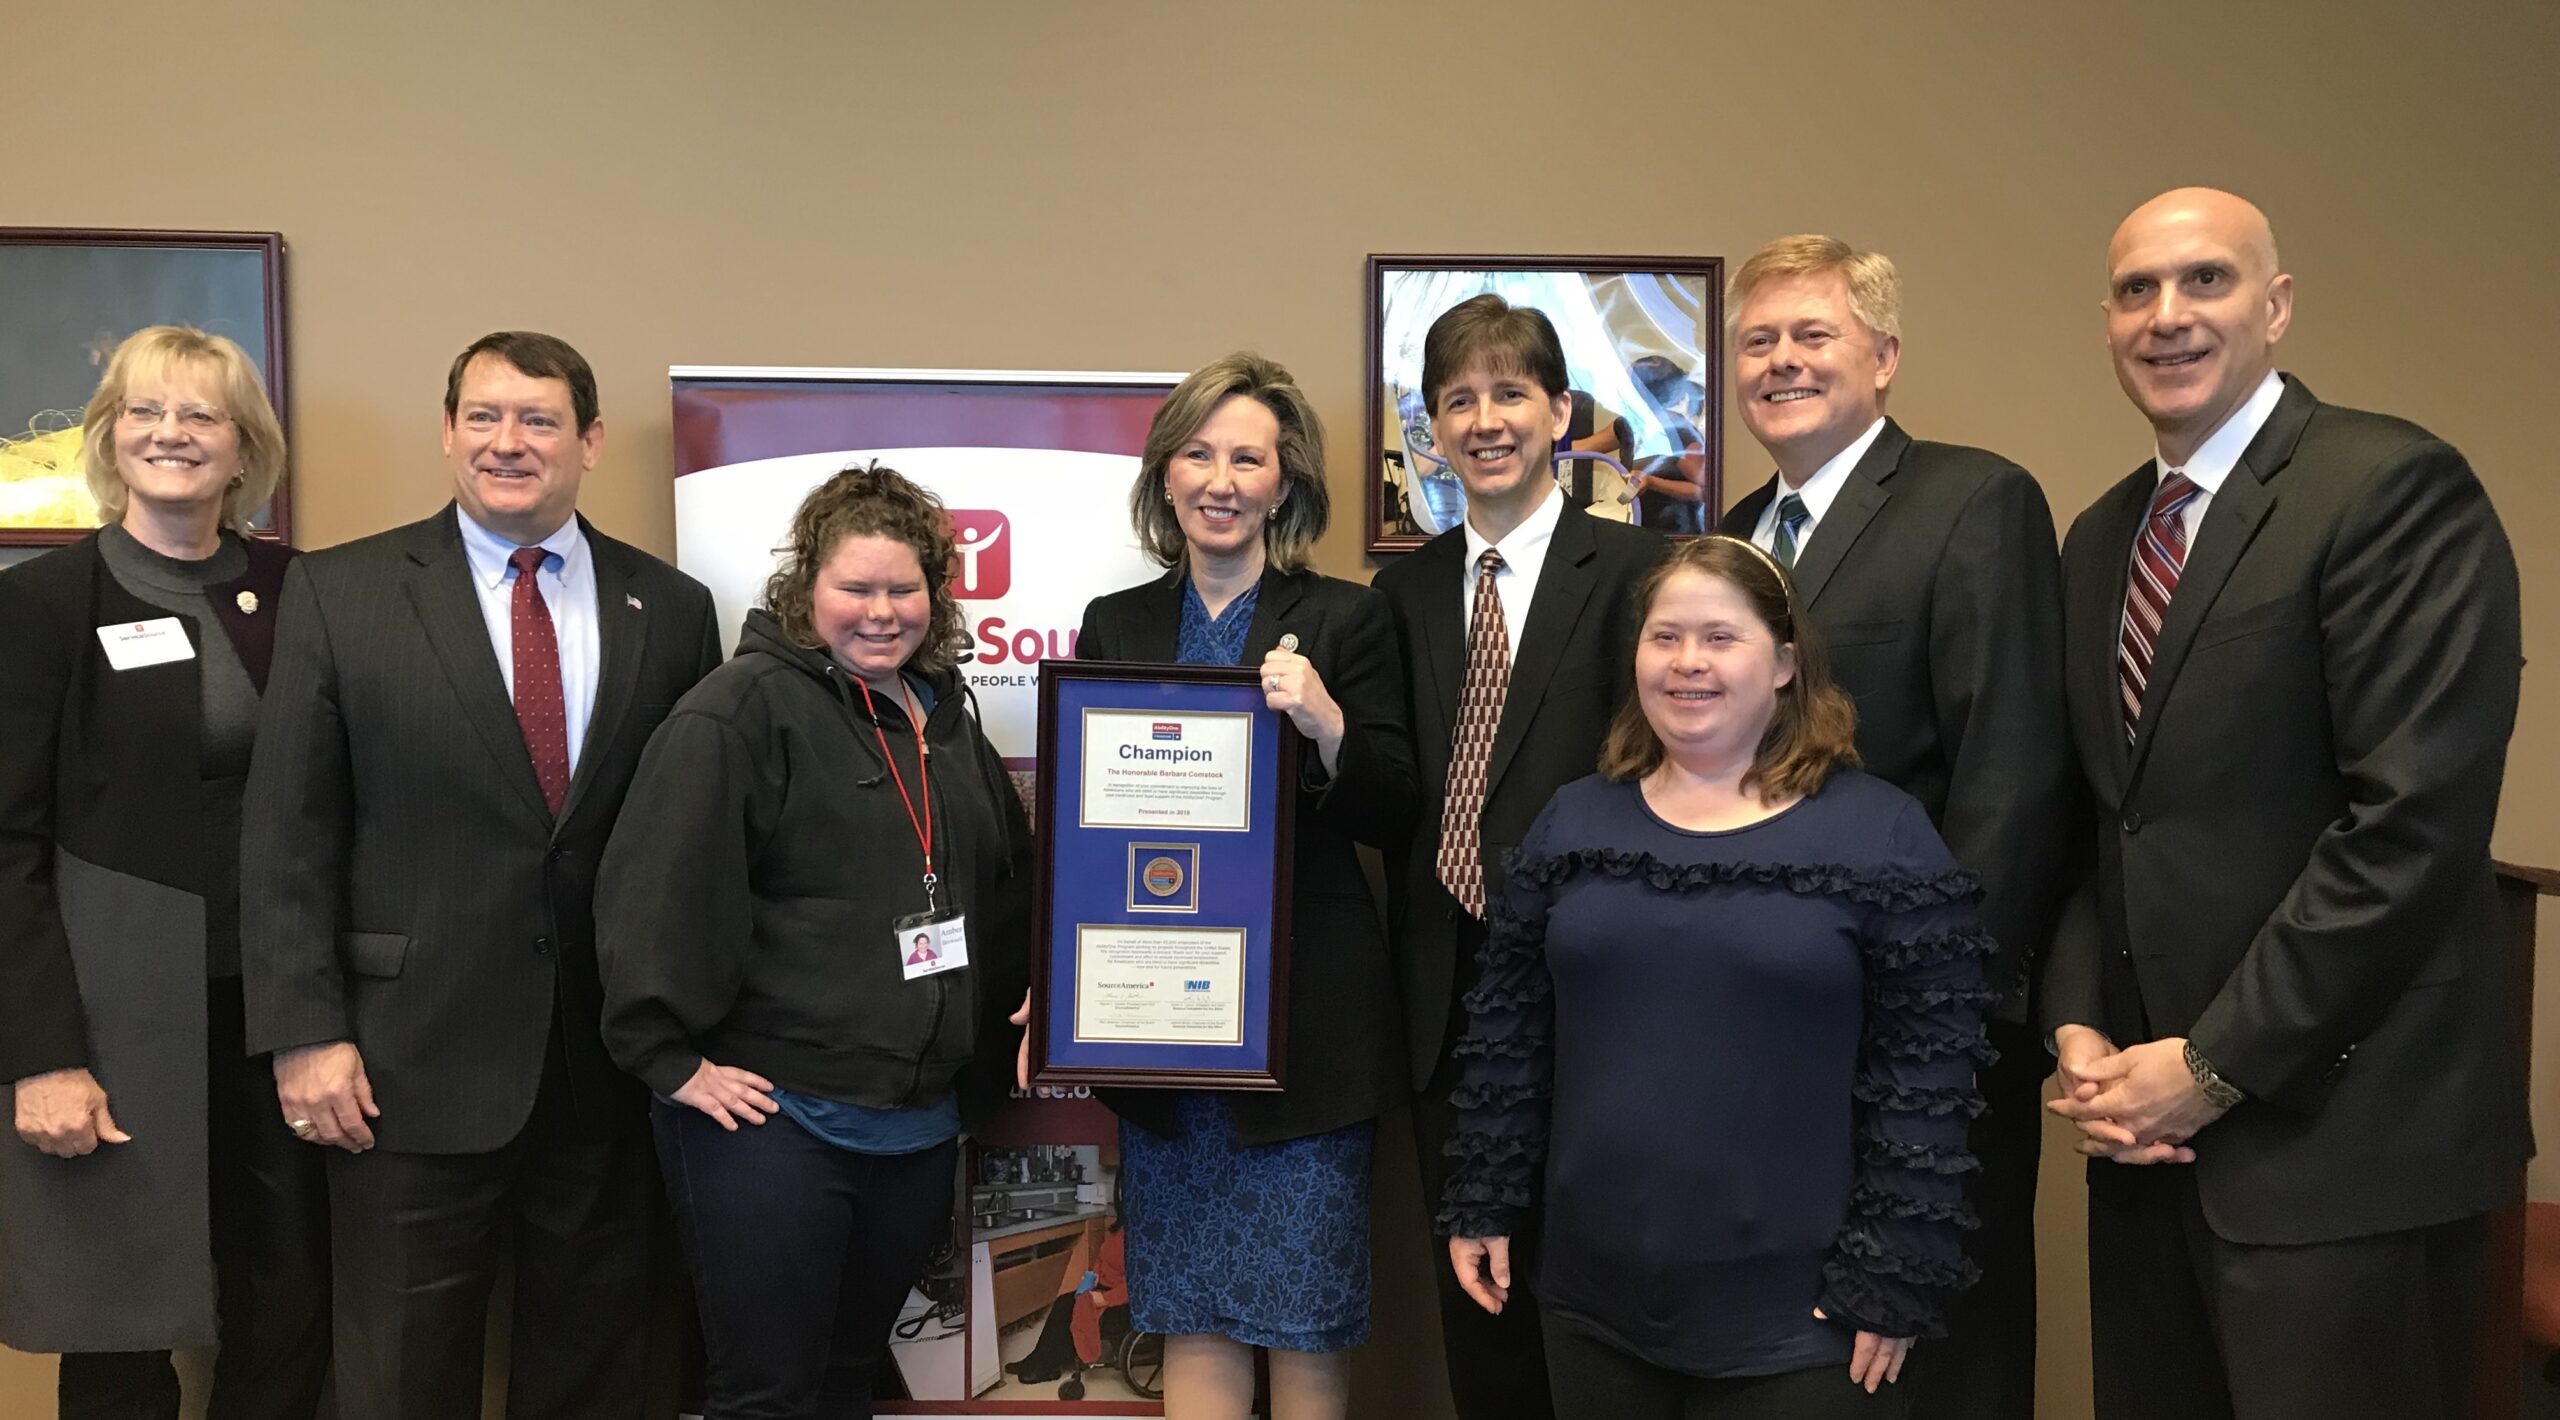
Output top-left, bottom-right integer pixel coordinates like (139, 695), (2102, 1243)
(1115, 577), (1376, 1353)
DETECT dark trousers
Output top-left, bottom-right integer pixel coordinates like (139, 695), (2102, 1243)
(1413, 915), (1557, 1420)
(2085, 1162), (2486, 1420)
(653, 1100), (957, 1420)
(324, 1043), (653, 1420)
(1900, 1018), (2039, 1420)
(1542, 1314), (1910, 1420)
(58, 975), (332, 1420)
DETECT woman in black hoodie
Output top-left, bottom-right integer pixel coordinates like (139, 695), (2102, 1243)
(596, 463), (1030, 1420)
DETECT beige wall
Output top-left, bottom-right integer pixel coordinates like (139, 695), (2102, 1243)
(4, 0), (2555, 1414)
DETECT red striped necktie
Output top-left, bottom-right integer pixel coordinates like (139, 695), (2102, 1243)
(2117, 471), (2202, 742)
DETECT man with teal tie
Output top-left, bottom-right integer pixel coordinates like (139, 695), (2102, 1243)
(1720, 234), (2077, 1420)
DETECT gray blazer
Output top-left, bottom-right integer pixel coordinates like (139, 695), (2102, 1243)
(242, 505), (722, 1154)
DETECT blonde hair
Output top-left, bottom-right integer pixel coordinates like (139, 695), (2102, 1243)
(1599, 536), (1860, 802)
(1130, 353), (1329, 573)
(80, 326), (287, 535)
(1726, 234), (1903, 343)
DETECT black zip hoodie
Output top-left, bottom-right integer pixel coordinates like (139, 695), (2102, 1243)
(595, 609), (1031, 1125)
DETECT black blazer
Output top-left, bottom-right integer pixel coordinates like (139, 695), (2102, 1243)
(0, 532), (295, 1352)
(1723, 420), (2079, 1020)
(1372, 509), (1666, 1089)
(0, 532), (295, 1079)
(1075, 565), (1415, 1146)
(2041, 377), (2530, 1245)
(242, 506), (724, 1154)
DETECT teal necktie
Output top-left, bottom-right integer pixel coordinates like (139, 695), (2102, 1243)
(1772, 493), (1811, 569)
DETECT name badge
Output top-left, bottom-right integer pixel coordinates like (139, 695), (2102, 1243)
(96, 618), (194, 671)
(894, 912), (970, 981)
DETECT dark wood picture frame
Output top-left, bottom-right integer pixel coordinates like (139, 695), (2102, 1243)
(1363, 252), (1723, 553)
(0, 227), (291, 546)
(1030, 659), (1296, 1091)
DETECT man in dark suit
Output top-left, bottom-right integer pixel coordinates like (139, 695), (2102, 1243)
(1719, 234), (2076, 1420)
(1374, 294), (1665, 1419)
(2045, 188), (2528, 1420)
(243, 331), (725, 1419)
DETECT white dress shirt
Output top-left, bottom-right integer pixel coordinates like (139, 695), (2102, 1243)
(1749, 417), (1888, 553)
(1460, 486), (1565, 665)
(2149, 370), (2286, 541)
(457, 509), (601, 775)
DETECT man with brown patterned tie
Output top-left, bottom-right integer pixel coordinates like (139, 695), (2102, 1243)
(2044, 189), (2527, 1420)
(242, 332), (724, 1419)
(1374, 294), (1665, 1419)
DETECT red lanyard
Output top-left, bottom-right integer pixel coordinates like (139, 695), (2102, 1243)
(853, 676), (937, 910)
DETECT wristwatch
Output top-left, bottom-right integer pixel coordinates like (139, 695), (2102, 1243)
(2183, 1040), (2245, 1110)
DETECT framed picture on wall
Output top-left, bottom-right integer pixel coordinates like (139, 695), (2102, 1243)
(0, 228), (290, 546)
(1364, 253), (1722, 553)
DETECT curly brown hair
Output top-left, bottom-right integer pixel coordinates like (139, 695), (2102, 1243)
(1599, 535), (1860, 802)
(762, 462), (966, 675)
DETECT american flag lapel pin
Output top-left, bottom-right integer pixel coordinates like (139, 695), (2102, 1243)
(627, 594), (644, 611)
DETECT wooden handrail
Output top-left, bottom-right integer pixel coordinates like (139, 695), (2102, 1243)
(2479, 858), (2553, 1418)
(2496, 860), (2560, 896)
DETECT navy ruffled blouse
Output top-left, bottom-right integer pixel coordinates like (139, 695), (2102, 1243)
(1435, 770), (1995, 1378)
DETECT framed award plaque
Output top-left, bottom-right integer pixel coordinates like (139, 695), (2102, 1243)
(1029, 659), (1296, 1089)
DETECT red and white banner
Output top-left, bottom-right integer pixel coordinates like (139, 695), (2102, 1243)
(673, 367), (1182, 1414)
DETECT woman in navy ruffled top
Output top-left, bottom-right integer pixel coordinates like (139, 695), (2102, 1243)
(1440, 535), (1994, 1419)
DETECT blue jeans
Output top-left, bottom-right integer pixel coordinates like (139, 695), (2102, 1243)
(653, 1099), (956, 1420)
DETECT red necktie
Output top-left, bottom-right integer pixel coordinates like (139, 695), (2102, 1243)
(1437, 549), (1510, 918)
(2117, 472), (2201, 742)
(509, 546), (569, 816)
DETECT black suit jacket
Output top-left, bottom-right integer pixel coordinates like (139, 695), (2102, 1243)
(2041, 377), (2530, 1245)
(1372, 509), (1666, 1090)
(1723, 421), (2079, 1019)
(1075, 566), (1415, 1146)
(242, 505), (724, 1154)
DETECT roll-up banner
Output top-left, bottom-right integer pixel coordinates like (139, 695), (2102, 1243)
(672, 367), (1182, 1414)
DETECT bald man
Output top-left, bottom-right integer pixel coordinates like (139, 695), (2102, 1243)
(2042, 188), (2528, 1419)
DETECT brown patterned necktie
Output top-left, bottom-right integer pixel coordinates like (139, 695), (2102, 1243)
(1437, 549), (1510, 918)
(2117, 471), (2202, 743)
(509, 546), (570, 817)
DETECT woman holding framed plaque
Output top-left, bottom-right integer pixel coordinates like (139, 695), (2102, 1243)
(596, 463), (1032, 1420)
(1075, 353), (1415, 1419)
(1439, 537), (1993, 1419)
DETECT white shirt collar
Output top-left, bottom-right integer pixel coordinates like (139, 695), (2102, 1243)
(2156, 370), (2284, 495)
(458, 506), (589, 589)
(1776, 417), (1888, 526)
(1462, 484), (1564, 576)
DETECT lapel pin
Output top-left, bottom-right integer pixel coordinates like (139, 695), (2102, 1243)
(235, 590), (260, 614)
(1277, 632), (1299, 652)
(627, 594), (644, 611)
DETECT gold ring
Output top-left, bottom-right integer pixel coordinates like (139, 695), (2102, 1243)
(287, 1118), (315, 1138)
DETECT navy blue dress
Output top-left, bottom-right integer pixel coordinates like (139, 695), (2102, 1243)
(1117, 578), (1374, 1352)
(1437, 771), (1994, 1378)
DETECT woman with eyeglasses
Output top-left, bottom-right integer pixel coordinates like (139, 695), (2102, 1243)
(0, 326), (328, 1419)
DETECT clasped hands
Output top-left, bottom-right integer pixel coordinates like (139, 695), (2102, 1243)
(2046, 1025), (2228, 1164)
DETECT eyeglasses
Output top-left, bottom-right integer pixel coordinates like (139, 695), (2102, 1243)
(119, 401), (231, 432)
